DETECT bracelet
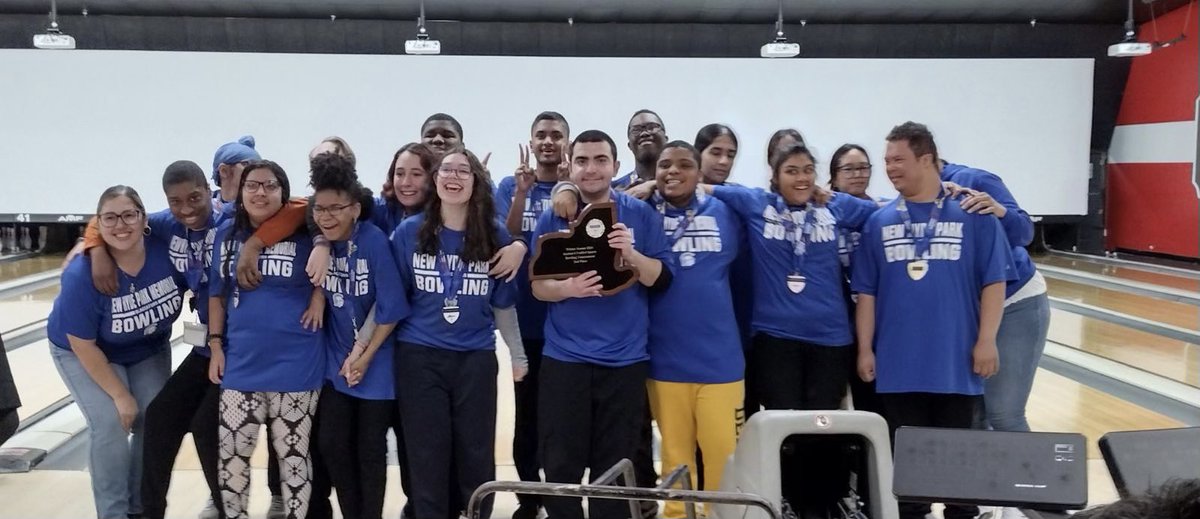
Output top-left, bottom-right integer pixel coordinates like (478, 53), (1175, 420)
(207, 334), (225, 344)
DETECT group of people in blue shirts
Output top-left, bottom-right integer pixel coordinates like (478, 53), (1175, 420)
(48, 109), (1048, 519)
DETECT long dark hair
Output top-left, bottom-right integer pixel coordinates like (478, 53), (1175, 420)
(381, 142), (438, 212)
(829, 143), (870, 190)
(220, 160), (291, 289)
(694, 123), (738, 153)
(418, 148), (500, 263)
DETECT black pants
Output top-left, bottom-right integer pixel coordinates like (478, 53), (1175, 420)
(398, 344), (498, 519)
(880, 392), (981, 519)
(317, 383), (394, 519)
(512, 338), (544, 509)
(753, 334), (853, 411)
(140, 350), (223, 519)
(539, 358), (648, 519)
(0, 408), (18, 448)
(633, 404), (659, 516)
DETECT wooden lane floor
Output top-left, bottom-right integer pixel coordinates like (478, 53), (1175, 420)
(1047, 308), (1200, 387)
(0, 255), (64, 284)
(1036, 254), (1200, 293)
(1046, 277), (1200, 332)
(0, 285), (59, 333)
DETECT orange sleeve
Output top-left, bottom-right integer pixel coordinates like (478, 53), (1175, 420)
(82, 217), (104, 250)
(253, 198), (309, 247)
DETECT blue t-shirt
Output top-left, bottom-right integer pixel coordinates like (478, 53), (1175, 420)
(532, 190), (675, 367)
(851, 196), (1016, 395)
(209, 223), (324, 392)
(49, 236), (187, 365)
(612, 171), (648, 190)
(147, 203), (235, 357)
(712, 186), (878, 346)
(940, 162), (1036, 298)
(321, 222), (410, 400)
(647, 193), (744, 383)
(371, 195), (415, 236)
(392, 214), (517, 352)
(494, 176), (557, 341)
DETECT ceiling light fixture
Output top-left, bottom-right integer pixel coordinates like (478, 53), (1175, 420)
(33, 0), (75, 50)
(405, 0), (441, 55)
(761, 0), (800, 58)
(1108, 0), (1152, 57)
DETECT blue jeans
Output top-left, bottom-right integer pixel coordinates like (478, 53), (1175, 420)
(52, 345), (172, 519)
(982, 292), (1051, 432)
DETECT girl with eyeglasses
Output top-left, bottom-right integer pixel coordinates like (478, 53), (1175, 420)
(308, 153), (411, 519)
(47, 185), (187, 519)
(392, 148), (522, 519)
(206, 160), (326, 519)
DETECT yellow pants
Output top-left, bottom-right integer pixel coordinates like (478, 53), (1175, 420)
(647, 379), (745, 518)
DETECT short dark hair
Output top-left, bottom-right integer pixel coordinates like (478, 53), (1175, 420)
(422, 113), (464, 140)
(885, 121), (939, 164)
(767, 128), (805, 165)
(661, 140), (702, 164)
(571, 130), (618, 160)
(531, 111), (570, 134)
(829, 143), (870, 189)
(628, 109), (663, 131)
(694, 124), (739, 154)
(162, 160), (208, 192)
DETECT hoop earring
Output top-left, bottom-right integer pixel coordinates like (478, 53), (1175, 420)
(143, 225), (151, 236)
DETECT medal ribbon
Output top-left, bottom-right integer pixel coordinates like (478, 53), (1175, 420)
(772, 196), (816, 274)
(896, 191), (946, 262)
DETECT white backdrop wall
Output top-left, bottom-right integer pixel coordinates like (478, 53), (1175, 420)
(0, 50), (1093, 216)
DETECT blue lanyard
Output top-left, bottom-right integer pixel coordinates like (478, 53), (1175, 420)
(772, 196), (816, 273)
(896, 192), (946, 260)
(183, 228), (205, 291)
(655, 189), (706, 247)
(437, 247), (467, 304)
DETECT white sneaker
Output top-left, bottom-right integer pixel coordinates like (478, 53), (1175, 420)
(198, 497), (220, 519)
(267, 495), (286, 519)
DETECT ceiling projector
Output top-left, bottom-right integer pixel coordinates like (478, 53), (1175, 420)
(1107, 41), (1152, 57)
(405, 37), (440, 55)
(33, 30), (75, 50)
(761, 41), (800, 58)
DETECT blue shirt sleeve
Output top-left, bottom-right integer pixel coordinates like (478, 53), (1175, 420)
(368, 229), (410, 324)
(391, 223), (415, 299)
(968, 172), (1034, 247)
(207, 226), (231, 297)
(973, 215), (1017, 287)
(58, 258), (102, 341)
(633, 203), (676, 274)
(850, 218), (881, 296)
(710, 185), (765, 220)
(830, 193), (879, 231)
(146, 209), (176, 240)
(495, 176), (515, 223)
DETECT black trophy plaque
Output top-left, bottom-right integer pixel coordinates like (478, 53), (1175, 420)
(529, 201), (638, 296)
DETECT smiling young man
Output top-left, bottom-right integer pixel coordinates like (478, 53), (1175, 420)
(852, 122), (1014, 519)
(613, 110), (668, 190)
(493, 110), (570, 519)
(531, 129), (675, 519)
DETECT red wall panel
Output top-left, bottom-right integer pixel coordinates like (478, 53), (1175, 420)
(1116, 1), (1198, 125)
(1106, 163), (1199, 257)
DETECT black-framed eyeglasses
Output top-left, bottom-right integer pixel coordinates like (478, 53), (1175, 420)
(836, 164), (873, 178)
(629, 122), (663, 136)
(244, 179), (282, 194)
(313, 203), (357, 217)
(437, 166), (472, 180)
(98, 209), (143, 228)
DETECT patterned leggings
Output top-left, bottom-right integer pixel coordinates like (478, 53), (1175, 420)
(218, 389), (320, 519)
